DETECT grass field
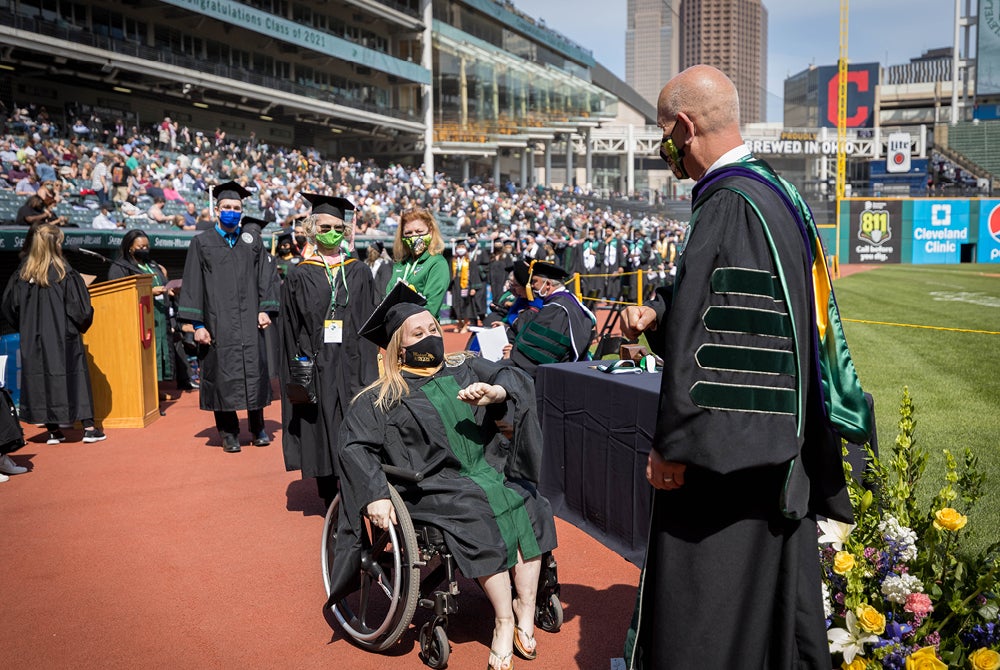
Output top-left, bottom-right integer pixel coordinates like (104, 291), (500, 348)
(833, 264), (1000, 549)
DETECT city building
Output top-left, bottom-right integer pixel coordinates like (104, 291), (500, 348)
(680, 0), (768, 123)
(625, 0), (680, 109)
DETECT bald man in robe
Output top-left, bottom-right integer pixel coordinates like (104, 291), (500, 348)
(621, 65), (870, 669)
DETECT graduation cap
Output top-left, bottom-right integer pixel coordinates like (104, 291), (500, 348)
(302, 192), (355, 220)
(529, 260), (570, 282)
(241, 216), (268, 233)
(211, 181), (251, 202)
(359, 282), (429, 349)
(505, 260), (532, 287)
(275, 231), (294, 245)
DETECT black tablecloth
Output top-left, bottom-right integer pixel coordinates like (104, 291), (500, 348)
(536, 360), (662, 566)
(535, 360), (877, 567)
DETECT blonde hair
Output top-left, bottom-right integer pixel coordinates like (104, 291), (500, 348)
(393, 208), (444, 262)
(21, 224), (67, 287)
(356, 311), (444, 411)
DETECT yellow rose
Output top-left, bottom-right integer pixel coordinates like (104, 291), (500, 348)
(833, 550), (856, 575)
(905, 646), (947, 670)
(933, 507), (968, 531)
(856, 604), (886, 635)
(842, 659), (867, 670)
(970, 648), (1000, 670)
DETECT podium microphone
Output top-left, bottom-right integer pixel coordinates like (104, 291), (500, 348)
(63, 245), (111, 263)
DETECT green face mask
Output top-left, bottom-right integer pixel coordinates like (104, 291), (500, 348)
(403, 234), (432, 254)
(315, 229), (345, 249)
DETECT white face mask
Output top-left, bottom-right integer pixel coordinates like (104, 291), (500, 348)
(456, 247), (467, 256)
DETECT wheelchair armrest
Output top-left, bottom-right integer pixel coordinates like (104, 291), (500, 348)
(381, 463), (425, 483)
(381, 452), (448, 484)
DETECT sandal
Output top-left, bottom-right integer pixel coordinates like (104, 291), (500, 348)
(513, 624), (537, 661)
(512, 603), (537, 661)
(487, 648), (514, 670)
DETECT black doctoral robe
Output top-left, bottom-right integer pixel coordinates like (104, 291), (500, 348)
(177, 227), (280, 412)
(329, 359), (557, 605)
(1, 264), (95, 424)
(626, 160), (856, 669)
(278, 258), (379, 479)
(509, 290), (596, 378)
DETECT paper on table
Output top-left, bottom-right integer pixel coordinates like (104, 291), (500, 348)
(468, 325), (508, 362)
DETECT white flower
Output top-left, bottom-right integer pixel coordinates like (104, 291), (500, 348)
(880, 573), (924, 604)
(878, 515), (918, 562)
(818, 518), (856, 551)
(821, 581), (833, 619)
(828, 611), (878, 663)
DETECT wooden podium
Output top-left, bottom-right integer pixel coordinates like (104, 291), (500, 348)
(83, 274), (160, 428)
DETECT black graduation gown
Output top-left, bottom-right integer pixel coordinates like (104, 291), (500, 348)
(177, 227), (280, 412)
(509, 291), (596, 378)
(1, 265), (95, 424)
(278, 258), (379, 479)
(487, 253), (512, 305)
(330, 359), (557, 604)
(626, 165), (853, 669)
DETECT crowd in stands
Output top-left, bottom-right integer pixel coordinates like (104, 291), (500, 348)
(1, 101), (689, 303)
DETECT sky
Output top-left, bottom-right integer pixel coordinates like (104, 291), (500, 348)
(512, 0), (959, 122)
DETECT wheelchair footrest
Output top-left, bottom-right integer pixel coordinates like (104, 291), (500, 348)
(419, 590), (458, 617)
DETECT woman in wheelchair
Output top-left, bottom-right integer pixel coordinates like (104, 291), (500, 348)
(331, 283), (557, 670)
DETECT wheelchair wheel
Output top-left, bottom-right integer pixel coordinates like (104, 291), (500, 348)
(419, 621), (450, 669)
(322, 487), (421, 652)
(536, 593), (563, 633)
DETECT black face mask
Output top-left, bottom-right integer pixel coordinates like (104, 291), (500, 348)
(133, 248), (151, 263)
(403, 335), (444, 368)
(294, 235), (307, 247)
(278, 245), (292, 255)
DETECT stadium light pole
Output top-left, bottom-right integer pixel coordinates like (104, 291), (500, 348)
(421, 0), (434, 181)
(951, 0), (961, 124)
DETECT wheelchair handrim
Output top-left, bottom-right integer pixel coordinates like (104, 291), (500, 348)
(332, 523), (406, 642)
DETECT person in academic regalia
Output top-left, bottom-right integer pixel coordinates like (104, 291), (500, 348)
(467, 233), (489, 324)
(386, 208), (450, 319)
(620, 65), (872, 670)
(448, 238), (480, 333)
(1, 224), (106, 444)
(278, 193), (379, 508)
(364, 241), (392, 295)
(177, 181), (280, 453)
(506, 261), (596, 378)
(272, 231), (301, 281)
(331, 283), (557, 670)
(108, 229), (173, 382)
(486, 238), (513, 308)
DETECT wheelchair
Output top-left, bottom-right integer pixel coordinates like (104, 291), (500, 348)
(322, 465), (563, 669)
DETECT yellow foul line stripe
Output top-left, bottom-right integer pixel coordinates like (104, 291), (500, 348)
(843, 318), (1000, 335)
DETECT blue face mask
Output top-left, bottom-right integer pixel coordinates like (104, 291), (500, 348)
(218, 210), (242, 228)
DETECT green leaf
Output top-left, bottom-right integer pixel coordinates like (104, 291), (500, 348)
(979, 601), (1000, 620)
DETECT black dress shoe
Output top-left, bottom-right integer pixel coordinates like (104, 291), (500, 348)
(251, 431), (271, 447)
(222, 434), (241, 453)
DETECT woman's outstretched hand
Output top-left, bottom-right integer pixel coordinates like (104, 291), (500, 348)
(458, 382), (507, 406)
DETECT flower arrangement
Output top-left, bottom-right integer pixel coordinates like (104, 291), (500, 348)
(820, 387), (1000, 669)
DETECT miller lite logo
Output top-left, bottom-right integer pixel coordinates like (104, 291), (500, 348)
(886, 132), (911, 174)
